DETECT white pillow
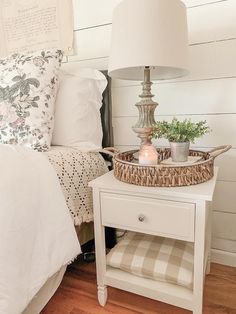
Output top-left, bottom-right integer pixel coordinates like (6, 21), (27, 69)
(0, 49), (62, 151)
(52, 68), (107, 151)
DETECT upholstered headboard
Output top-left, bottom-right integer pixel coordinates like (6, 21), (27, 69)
(101, 71), (113, 148)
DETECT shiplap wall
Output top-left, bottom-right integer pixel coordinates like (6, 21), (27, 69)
(66, 0), (236, 267)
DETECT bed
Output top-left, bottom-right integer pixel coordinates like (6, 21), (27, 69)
(23, 148), (109, 314)
(0, 49), (113, 314)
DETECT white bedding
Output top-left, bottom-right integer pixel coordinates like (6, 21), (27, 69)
(0, 145), (81, 314)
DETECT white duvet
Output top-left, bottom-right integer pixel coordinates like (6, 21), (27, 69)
(0, 145), (81, 314)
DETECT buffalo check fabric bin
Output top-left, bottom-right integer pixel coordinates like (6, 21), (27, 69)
(107, 231), (194, 289)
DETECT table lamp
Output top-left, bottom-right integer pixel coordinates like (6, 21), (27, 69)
(108, 0), (189, 165)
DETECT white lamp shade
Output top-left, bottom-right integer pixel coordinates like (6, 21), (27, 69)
(108, 0), (189, 80)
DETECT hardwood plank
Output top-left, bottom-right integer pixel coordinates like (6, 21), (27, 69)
(42, 260), (236, 314)
(204, 265), (236, 311)
(210, 263), (236, 276)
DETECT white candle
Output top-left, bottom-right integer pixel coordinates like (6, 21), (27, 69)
(138, 144), (158, 165)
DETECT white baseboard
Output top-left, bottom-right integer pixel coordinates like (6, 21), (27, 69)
(211, 248), (236, 267)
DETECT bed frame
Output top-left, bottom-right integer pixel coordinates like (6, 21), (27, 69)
(101, 71), (113, 148)
(101, 71), (116, 249)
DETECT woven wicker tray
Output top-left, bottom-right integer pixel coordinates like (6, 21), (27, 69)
(109, 145), (231, 187)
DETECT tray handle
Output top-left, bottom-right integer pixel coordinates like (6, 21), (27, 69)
(101, 147), (119, 157)
(207, 145), (232, 159)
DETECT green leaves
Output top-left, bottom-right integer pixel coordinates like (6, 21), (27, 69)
(12, 74), (26, 81)
(9, 75), (40, 97)
(152, 118), (211, 143)
(0, 74), (41, 111)
(0, 86), (6, 101)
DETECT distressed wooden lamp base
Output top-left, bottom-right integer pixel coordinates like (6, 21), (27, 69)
(132, 66), (158, 147)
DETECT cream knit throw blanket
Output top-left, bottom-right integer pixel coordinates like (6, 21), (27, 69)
(45, 147), (108, 225)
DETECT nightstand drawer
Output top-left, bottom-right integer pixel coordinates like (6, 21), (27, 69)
(100, 193), (195, 241)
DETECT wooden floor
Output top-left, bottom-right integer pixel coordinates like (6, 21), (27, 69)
(42, 258), (236, 314)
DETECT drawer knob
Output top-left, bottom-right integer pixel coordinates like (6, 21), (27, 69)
(138, 215), (145, 222)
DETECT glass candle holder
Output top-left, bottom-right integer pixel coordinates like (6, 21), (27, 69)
(138, 144), (158, 165)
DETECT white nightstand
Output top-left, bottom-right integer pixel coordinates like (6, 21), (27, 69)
(89, 169), (218, 314)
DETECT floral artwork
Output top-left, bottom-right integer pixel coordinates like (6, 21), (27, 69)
(0, 49), (63, 151)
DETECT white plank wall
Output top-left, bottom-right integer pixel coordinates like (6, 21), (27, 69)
(66, 0), (236, 266)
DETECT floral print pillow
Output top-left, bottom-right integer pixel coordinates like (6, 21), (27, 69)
(0, 49), (63, 151)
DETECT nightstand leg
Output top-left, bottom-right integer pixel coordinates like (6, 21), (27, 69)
(98, 285), (108, 306)
(205, 202), (213, 275)
(193, 200), (207, 314)
(93, 189), (108, 307)
(206, 256), (211, 275)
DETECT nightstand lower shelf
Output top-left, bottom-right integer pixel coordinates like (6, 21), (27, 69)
(105, 266), (193, 311)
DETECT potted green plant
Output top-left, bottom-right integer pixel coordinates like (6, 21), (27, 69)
(152, 118), (211, 162)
